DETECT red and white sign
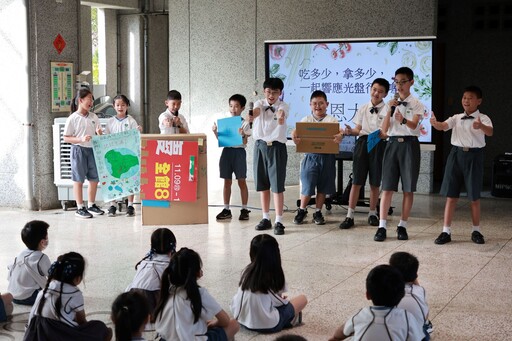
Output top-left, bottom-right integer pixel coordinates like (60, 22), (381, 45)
(141, 140), (198, 202)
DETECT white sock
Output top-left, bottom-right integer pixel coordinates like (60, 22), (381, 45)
(224, 204), (230, 210)
(128, 201), (133, 207)
(299, 207), (306, 211)
(379, 220), (387, 229)
(316, 208), (321, 212)
(88, 202), (95, 207)
(443, 226), (451, 234)
(242, 205), (247, 210)
(472, 226), (481, 232)
(275, 215), (283, 223)
(399, 220), (408, 228)
(347, 208), (355, 219)
(263, 212), (270, 220)
(368, 210), (377, 217)
(78, 203), (85, 209)
(109, 201), (116, 207)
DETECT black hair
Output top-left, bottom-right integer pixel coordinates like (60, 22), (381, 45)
(229, 94), (247, 108)
(154, 248), (203, 323)
(111, 290), (150, 341)
(395, 66), (414, 80)
(71, 87), (93, 113)
(167, 90), (182, 101)
(464, 85), (483, 99)
(21, 220), (49, 250)
(239, 234), (285, 293)
(113, 94), (131, 107)
(263, 78), (284, 91)
(274, 334), (309, 341)
(372, 78), (390, 94)
(37, 252), (86, 320)
(366, 264), (404, 307)
(389, 251), (419, 283)
(135, 228), (177, 270)
(310, 90), (327, 101)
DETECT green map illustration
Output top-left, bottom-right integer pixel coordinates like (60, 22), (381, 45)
(104, 148), (139, 178)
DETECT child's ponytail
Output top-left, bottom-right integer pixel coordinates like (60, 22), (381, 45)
(111, 291), (149, 341)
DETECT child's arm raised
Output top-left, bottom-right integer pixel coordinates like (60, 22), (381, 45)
(430, 112), (449, 131)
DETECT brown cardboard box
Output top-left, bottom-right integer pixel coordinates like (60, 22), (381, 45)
(140, 134), (208, 225)
(295, 122), (340, 154)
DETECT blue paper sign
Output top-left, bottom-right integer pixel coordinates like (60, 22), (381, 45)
(217, 116), (243, 147)
(367, 129), (381, 153)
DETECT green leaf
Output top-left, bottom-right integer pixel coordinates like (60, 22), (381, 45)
(389, 42), (398, 55)
(270, 64), (280, 74)
(276, 74), (286, 81)
(377, 42), (388, 47)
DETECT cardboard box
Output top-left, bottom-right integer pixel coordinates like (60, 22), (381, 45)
(140, 134), (208, 225)
(295, 122), (340, 154)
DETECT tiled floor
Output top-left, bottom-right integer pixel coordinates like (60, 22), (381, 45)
(1, 184), (511, 340)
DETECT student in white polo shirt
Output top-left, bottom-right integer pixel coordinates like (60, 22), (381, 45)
(430, 85), (493, 245)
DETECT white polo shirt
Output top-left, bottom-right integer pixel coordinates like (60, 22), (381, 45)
(63, 111), (101, 148)
(126, 254), (171, 292)
(444, 110), (492, 148)
(386, 94), (424, 137)
(353, 101), (388, 136)
(252, 99), (289, 144)
(8, 249), (51, 300)
(158, 109), (190, 134)
(104, 115), (139, 134)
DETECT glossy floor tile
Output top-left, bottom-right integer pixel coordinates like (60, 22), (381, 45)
(1, 184), (511, 340)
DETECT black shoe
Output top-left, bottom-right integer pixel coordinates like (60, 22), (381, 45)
(339, 217), (354, 229)
(88, 204), (105, 216)
(274, 222), (285, 235)
(367, 215), (379, 226)
(255, 219), (272, 230)
(435, 232), (451, 245)
(126, 205), (135, 217)
(397, 226), (408, 240)
(471, 231), (485, 244)
(239, 208), (251, 220)
(107, 205), (117, 217)
(374, 227), (386, 242)
(312, 211), (325, 225)
(75, 207), (93, 219)
(293, 209), (307, 224)
(216, 209), (232, 220)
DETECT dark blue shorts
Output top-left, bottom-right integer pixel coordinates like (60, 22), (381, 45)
(71, 145), (99, 183)
(0, 297), (7, 322)
(300, 153), (336, 196)
(245, 303), (295, 333)
(12, 289), (39, 306)
(219, 148), (247, 180)
(440, 146), (483, 201)
(352, 136), (386, 186)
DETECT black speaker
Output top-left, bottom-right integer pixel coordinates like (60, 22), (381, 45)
(491, 153), (512, 198)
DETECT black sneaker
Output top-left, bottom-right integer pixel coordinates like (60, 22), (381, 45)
(339, 217), (354, 229)
(107, 205), (117, 217)
(471, 231), (485, 244)
(126, 205), (135, 217)
(239, 208), (251, 220)
(435, 232), (451, 245)
(367, 215), (379, 226)
(374, 227), (387, 241)
(274, 222), (285, 235)
(88, 204), (105, 216)
(293, 209), (307, 224)
(255, 219), (272, 230)
(216, 209), (232, 220)
(75, 207), (93, 219)
(397, 226), (408, 240)
(312, 211), (325, 225)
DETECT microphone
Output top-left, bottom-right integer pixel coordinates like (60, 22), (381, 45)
(248, 102), (254, 129)
(390, 93), (400, 117)
(171, 110), (179, 127)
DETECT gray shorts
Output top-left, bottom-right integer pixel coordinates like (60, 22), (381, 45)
(352, 136), (387, 186)
(220, 148), (247, 179)
(71, 145), (99, 183)
(440, 146), (483, 201)
(253, 140), (287, 193)
(300, 153), (336, 196)
(381, 136), (420, 192)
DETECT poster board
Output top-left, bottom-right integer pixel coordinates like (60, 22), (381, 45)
(51, 61), (74, 112)
(140, 134), (208, 225)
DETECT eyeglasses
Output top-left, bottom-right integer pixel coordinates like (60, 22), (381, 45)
(394, 79), (411, 85)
